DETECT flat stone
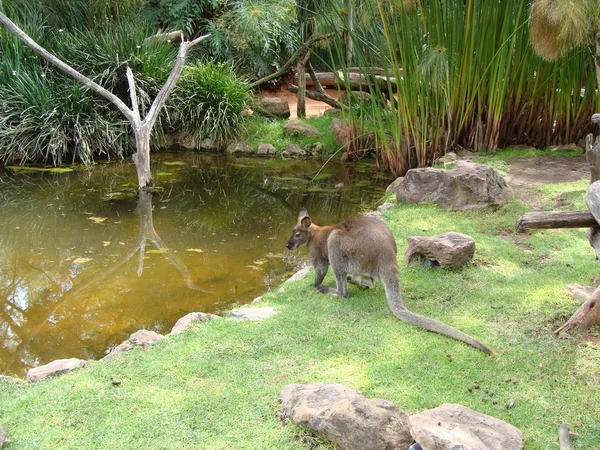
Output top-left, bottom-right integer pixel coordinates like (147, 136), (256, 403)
(409, 403), (524, 450)
(26, 358), (87, 382)
(282, 144), (307, 158)
(103, 329), (164, 359)
(257, 143), (276, 156)
(405, 232), (475, 268)
(170, 312), (219, 335)
(396, 161), (512, 211)
(281, 383), (413, 450)
(225, 141), (254, 155)
(283, 119), (323, 138)
(285, 266), (310, 283)
(256, 97), (290, 118)
(229, 306), (277, 321)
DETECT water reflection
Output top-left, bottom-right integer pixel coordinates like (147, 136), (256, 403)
(0, 154), (389, 376)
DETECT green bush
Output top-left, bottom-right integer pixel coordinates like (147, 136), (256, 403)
(166, 62), (252, 145)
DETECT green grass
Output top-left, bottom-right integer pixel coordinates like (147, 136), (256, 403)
(244, 115), (338, 156)
(1, 165), (600, 449)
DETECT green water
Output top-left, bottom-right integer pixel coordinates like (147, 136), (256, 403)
(0, 153), (390, 377)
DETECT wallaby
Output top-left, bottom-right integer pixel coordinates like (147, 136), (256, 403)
(285, 208), (494, 354)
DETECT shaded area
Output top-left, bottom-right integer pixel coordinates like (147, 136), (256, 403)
(0, 153), (389, 376)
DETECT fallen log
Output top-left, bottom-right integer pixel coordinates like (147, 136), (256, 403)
(555, 284), (600, 335)
(558, 426), (572, 450)
(298, 71), (398, 91)
(516, 211), (598, 233)
(287, 84), (342, 109)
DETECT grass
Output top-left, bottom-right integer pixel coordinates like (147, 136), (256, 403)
(1, 157), (600, 449)
(244, 115), (338, 156)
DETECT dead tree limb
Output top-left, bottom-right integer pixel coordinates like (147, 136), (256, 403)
(287, 84), (342, 109)
(516, 211), (598, 233)
(555, 284), (600, 334)
(558, 426), (572, 450)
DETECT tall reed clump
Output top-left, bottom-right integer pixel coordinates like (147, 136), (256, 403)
(326, 0), (599, 177)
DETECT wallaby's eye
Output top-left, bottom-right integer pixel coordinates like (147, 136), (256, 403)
(295, 233), (301, 238)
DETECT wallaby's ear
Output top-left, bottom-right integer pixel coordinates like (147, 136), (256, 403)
(298, 208), (308, 219)
(301, 216), (312, 228)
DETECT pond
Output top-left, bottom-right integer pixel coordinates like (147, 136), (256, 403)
(0, 153), (391, 377)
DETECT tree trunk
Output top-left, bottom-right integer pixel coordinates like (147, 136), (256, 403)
(516, 211), (598, 233)
(132, 125), (153, 189)
(296, 50), (310, 118)
(555, 285), (600, 334)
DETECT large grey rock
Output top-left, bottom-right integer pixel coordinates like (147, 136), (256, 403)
(329, 118), (348, 146)
(282, 144), (307, 158)
(280, 383), (413, 450)
(26, 358), (87, 382)
(409, 403), (523, 450)
(103, 329), (164, 359)
(396, 161), (512, 211)
(283, 119), (323, 138)
(405, 232), (475, 268)
(170, 312), (219, 335)
(225, 141), (254, 155)
(256, 97), (290, 118)
(229, 306), (277, 321)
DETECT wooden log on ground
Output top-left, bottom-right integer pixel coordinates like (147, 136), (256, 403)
(555, 285), (600, 335)
(516, 211), (598, 233)
(298, 71), (398, 91)
(287, 84), (342, 109)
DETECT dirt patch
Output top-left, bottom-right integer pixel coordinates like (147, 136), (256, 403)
(504, 155), (589, 208)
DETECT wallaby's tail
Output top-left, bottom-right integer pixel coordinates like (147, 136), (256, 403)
(383, 275), (495, 355)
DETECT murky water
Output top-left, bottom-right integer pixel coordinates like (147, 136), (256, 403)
(0, 153), (390, 376)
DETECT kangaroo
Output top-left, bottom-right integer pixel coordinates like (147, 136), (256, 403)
(285, 208), (494, 354)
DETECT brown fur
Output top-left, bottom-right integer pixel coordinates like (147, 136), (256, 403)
(286, 209), (494, 354)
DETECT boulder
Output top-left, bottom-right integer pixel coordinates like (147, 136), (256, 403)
(256, 97), (290, 118)
(199, 138), (223, 153)
(396, 161), (512, 211)
(385, 177), (403, 195)
(283, 119), (323, 139)
(305, 142), (325, 157)
(103, 329), (164, 359)
(280, 383), (413, 450)
(229, 306), (277, 321)
(225, 141), (254, 155)
(285, 266), (311, 283)
(405, 232), (475, 268)
(409, 403), (524, 450)
(170, 312), (219, 335)
(0, 424), (4, 448)
(257, 143), (276, 156)
(282, 144), (306, 158)
(26, 358), (87, 382)
(329, 118), (348, 146)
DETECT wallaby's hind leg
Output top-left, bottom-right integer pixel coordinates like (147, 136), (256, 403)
(348, 274), (375, 289)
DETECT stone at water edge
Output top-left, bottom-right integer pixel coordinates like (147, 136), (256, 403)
(283, 119), (323, 139)
(26, 358), (87, 382)
(405, 232), (476, 268)
(170, 312), (219, 335)
(280, 382), (413, 450)
(225, 141), (254, 155)
(282, 144), (306, 158)
(102, 329), (164, 359)
(257, 143), (276, 156)
(229, 306), (277, 321)
(285, 266), (310, 283)
(409, 403), (524, 450)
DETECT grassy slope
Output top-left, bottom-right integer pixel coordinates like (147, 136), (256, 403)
(1, 155), (600, 449)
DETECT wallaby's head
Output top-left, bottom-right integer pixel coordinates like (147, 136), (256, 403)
(286, 208), (311, 250)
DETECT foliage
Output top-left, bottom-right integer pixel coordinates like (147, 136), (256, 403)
(324, 0), (599, 177)
(1, 157), (600, 447)
(166, 62), (252, 145)
(139, 0), (225, 37)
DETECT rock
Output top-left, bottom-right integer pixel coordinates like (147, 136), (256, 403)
(409, 403), (524, 450)
(378, 202), (394, 212)
(385, 177), (403, 195)
(103, 329), (164, 359)
(229, 306), (277, 321)
(282, 144), (306, 158)
(547, 143), (585, 154)
(175, 133), (196, 150)
(170, 312), (218, 335)
(256, 97), (291, 118)
(225, 141), (254, 155)
(456, 149), (475, 159)
(305, 141), (325, 157)
(257, 143), (276, 156)
(364, 211), (385, 221)
(283, 119), (323, 138)
(329, 118), (348, 146)
(285, 266), (310, 283)
(0, 424), (4, 448)
(405, 232), (476, 268)
(566, 284), (595, 303)
(26, 358), (87, 382)
(199, 138), (223, 153)
(396, 161), (512, 211)
(436, 152), (457, 165)
(251, 296), (263, 304)
(280, 383), (413, 450)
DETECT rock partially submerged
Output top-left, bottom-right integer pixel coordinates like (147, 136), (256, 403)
(409, 403), (524, 450)
(26, 358), (87, 382)
(280, 383), (413, 450)
(103, 329), (164, 359)
(405, 232), (476, 268)
(396, 161), (512, 211)
(170, 312), (219, 335)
